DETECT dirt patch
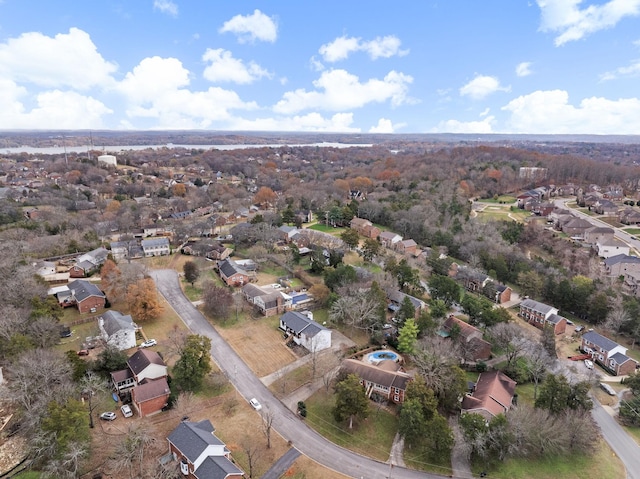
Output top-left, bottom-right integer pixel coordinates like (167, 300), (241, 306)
(215, 317), (299, 377)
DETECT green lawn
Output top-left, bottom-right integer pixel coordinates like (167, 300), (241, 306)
(477, 196), (517, 204)
(624, 228), (640, 235)
(480, 440), (624, 479)
(304, 388), (399, 462)
(307, 223), (346, 235)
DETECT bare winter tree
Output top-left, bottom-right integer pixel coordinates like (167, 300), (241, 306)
(329, 290), (382, 335)
(489, 322), (531, 369)
(240, 435), (263, 479)
(173, 391), (198, 419)
(261, 408), (276, 449)
(522, 340), (554, 400)
(604, 296), (630, 335)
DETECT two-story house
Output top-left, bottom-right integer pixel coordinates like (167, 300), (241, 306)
(217, 258), (251, 287)
(519, 299), (566, 335)
(141, 237), (171, 257)
(341, 358), (412, 405)
(279, 311), (331, 352)
(167, 420), (244, 479)
(461, 371), (517, 421)
(581, 331), (637, 376)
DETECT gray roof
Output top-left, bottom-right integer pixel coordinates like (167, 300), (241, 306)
(167, 420), (222, 462)
(101, 310), (136, 336)
(196, 456), (243, 479)
(141, 237), (170, 248)
(603, 254), (640, 267)
(280, 311), (327, 337)
(520, 298), (556, 315)
(68, 280), (105, 302)
(610, 352), (635, 365)
(583, 331), (620, 352)
(219, 258), (247, 278)
(341, 358), (412, 391)
(546, 314), (565, 325)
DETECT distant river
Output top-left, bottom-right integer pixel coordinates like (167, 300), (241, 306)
(3, 142), (373, 155)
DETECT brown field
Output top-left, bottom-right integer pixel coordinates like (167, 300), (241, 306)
(214, 316), (299, 377)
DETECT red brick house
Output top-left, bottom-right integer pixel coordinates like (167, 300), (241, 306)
(442, 315), (492, 361)
(55, 280), (106, 313)
(167, 420), (244, 479)
(349, 217), (381, 239)
(461, 371), (516, 421)
(519, 299), (566, 334)
(341, 358), (412, 405)
(217, 258), (250, 287)
(581, 331), (638, 376)
(396, 239), (417, 256)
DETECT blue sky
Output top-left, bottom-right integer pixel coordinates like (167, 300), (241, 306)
(0, 0), (639, 134)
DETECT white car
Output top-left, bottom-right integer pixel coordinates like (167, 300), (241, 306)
(100, 412), (116, 421)
(121, 404), (133, 418)
(584, 359), (594, 369)
(139, 339), (157, 348)
(249, 398), (262, 411)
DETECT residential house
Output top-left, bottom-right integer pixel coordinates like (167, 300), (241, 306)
(581, 331), (637, 376)
(143, 224), (170, 237)
(461, 371), (517, 421)
(602, 187), (624, 201)
(620, 208), (640, 225)
(396, 239), (418, 256)
(167, 420), (244, 479)
(519, 299), (566, 334)
(441, 315), (492, 361)
(111, 349), (170, 416)
(583, 227), (615, 245)
(98, 310), (137, 350)
(450, 264), (512, 304)
(349, 217), (381, 240)
(141, 237), (171, 257)
(242, 284), (289, 316)
(594, 199), (619, 216)
(278, 225), (298, 243)
(206, 243), (233, 261)
(279, 311), (331, 352)
(532, 202), (555, 217)
(217, 258), (251, 287)
(69, 247), (109, 278)
(379, 231), (403, 249)
(604, 254), (640, 277)
(55, 279), (106, 313)
(387, 290), (426, 317)
(110, 240), (143, 261)
(623, 270), (640, 298)
(596, 238), (630, 259)
(341, 358), (412, 405)
(562, 217), (594, 238)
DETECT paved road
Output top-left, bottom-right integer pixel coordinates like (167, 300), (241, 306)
(150, 269), (444, 479)
(591, 400), (640, 479)
(260, 448), (301, 479)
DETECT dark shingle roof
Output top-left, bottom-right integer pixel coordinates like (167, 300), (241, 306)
(168, 420), (222, 462)
(127, 349), (166, 375)
(101, 310), (135, 336)
(583, 331), (620, 352)
(195, 456), (243, 479)
(610, 352), (635, 366)
(341, 358), (412, 391)
(280, 311), (327, 337)
(520, 298), (556, 315)
(546, 314), (565, 325)
(218, 258), (247, 278)
(603, 254), (640, 267)
(68, 280), (105, 302)
(132, 377), (170, 402)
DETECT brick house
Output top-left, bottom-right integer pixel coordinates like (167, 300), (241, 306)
(349, 217), (381, 239)
(55, 280), (106, 313)
(341, 358), (412, 405)
(442, 315), (492, 361)
(519, 299), (566, 334)
(562, 217), (594, 238)
(69, 247), (109, 278)
(241, 284), (289, 316)
(604, 254), (640, 277)
(583, 226), (615, 245)
(450, 264), (512, 304)
(167, 420), (244, 479)
(461, 371), (517, 421)
(396, 239), (417, 256)
(111, 349), (170, 417)
(379, 231), (403, 248)
(217, 258), (251, 287)
(581, 331), (638, 376)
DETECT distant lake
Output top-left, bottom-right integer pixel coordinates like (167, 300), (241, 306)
(3, 142), (373, 155)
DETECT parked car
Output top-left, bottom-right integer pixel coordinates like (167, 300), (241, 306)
(600, 383), (616, 396)
(59, 326), (72, 338)
(121, 404), (133, 418)
(77, 349), (89, 356)
(249, 398), (262, 411)
(584, 359), (594, 369)
(575, 326), (585, 333)
(100, 412), (116, 421)
(139, 339), (157, 348)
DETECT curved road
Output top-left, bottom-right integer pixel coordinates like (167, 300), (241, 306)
(150, 269), (445, 479)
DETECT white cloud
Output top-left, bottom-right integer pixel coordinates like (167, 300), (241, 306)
(369, 118), (405, 133)
(228, 112), (361, 132)
(600, 59), (640, 80)
(153, 0), (178, 17)
(319, 35), (408, 62)
(516, 62), (533, 77)
(116, 56), (258, 129)
(309, 56), (325, 72)
(537, 0), (640, 46)
(0, 79), (112, 129)
(274, 69), (415, 114)
(432, 116), (495, 133)
(479, 107), (491, 117)
(202, 49), (270, 84)
(0, 28), (117, 90)
(459, 75), (510, 100)
(502, 89), (640, 133)
(219, 9), (277, 44)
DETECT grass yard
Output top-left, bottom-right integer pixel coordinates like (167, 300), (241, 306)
(304, 388), (399, 462)
(477, 196), (517, 204)
(213, 315), (298, 377)
(599, 217), (624, 228)
(624, 228), (640, 235)
(480, 440), (624, 479)
(307, 223), (346, 235)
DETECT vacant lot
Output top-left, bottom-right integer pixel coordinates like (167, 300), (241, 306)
(214, 316), (298, 377)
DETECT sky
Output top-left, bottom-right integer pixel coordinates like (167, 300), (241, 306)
(0, 0), (639, 134)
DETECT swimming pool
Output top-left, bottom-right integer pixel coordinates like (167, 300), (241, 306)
(366, 350), (400, 365)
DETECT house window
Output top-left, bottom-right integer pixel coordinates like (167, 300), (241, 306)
(394, 395), (399, 402)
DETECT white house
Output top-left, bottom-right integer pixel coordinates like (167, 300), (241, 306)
(596, 238), (630, 259)
(279, 311), (331, 352)
(141, 237), (170, 257)
(99, 310), (137, 350)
